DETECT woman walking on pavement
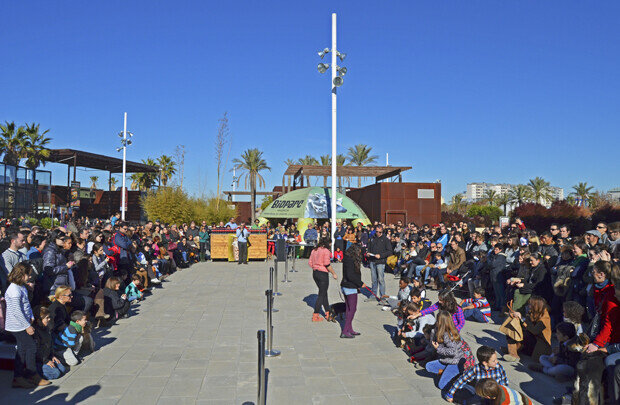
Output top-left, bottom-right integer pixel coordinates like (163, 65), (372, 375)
(309, 238), (337, 322)
(340, 244), (367, 338)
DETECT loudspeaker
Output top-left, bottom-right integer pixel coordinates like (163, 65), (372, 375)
(275, 239), (287, 262)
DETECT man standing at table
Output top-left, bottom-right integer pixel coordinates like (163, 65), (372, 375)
(236, 222), (249, 265)
(303, 223), (318, 259)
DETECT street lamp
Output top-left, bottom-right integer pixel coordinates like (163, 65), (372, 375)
(117, 112), (133, 221)
(317, 13), (347, 251)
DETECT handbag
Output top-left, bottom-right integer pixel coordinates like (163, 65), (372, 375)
(499, 301), (524, 342)
(588, 302), (603, 340)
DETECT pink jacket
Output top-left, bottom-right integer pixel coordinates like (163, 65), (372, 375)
(308, 247), (331, 272)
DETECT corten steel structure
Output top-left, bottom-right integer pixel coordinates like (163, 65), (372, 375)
(46, 149), (159, 221)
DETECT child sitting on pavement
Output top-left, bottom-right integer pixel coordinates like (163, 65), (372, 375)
(530, 322), (579, 381)
(475, 378), (533, 405)
(33, 306), (67, 380)
(409, 287), (432, 310)
(381, 276), (411, 310)
(460, 287), (491, 323)
(124, 274), (144, 302)
(401, 302), (435, 342)
(53, 310), (88, 366)
(410, 278), (427, 300)
(407, 324), (437, 366)
(445, 345), (509, 402)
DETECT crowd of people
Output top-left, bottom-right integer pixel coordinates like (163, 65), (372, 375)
(305, 218), (620, 404)
(0, 214), (207, 389)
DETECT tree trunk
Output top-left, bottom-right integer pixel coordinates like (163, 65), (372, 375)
(323, 176), (327, 187)
(357, 176), (361, 188)
(250, 173), (256, 223)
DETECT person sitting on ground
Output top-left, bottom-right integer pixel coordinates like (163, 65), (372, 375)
(408, 323), (437, 366)
(333, 247), (343, 262)
(475, 378), (533, 405)
(410, 278), (427, 300)
(460, 287), (491, 323)
(503, 295), (552, 363)
(562, 300), (585, 335)
(411, 289), (465, 331)
(47, 285), (72, 337)
(427, 251), (448, 290)
(409, 287), (432, 310)
(53, 310), (87, 366)
(103, 276), (130, 321)
(33, 306), (66, 380)
(401, 301), (435, 342)
(424, 310), (473, 391)
(445, 345), (509, 403)
(530, 321), (579, 382)
(381, 276), (411, 310)
(124, 274), (143, 302)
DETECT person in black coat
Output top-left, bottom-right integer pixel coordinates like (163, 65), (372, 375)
(366, 225), (393, 300)
(340, 244), (366, 338)
(48, 287), (72, 336)
(103, 277), (130, 320)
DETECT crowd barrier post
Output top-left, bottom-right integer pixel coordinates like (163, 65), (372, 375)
(290, 246), (298, 272)
(273, 260), (281, 296)
(257, 329), (266, 405)
(264, 270), (279, 313)
(265, 289), (281, 357)
(282, 251), (291, 283)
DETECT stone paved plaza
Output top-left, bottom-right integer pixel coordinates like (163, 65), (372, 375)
(0, 260), (567, 404)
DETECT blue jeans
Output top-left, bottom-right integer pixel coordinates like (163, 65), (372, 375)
(425, 360), (460, 389)
(463, 308), (488, 323)
(415, 265), (430, 283)
(38, 361), (67, 380)
(370, 262), (386, 298)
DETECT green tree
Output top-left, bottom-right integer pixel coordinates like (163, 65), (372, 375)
(298, 155), (318, 186)
(571, 182), (594, 207)
(109, 176), (118, 191)
(232, 148), (271, 222)
(260, 195), (274, 211)
(130, 158), (158, 191)
(89, 176), (99, 190)
(450, 194), (466, 215)
(22, 123), (51, 169)
(346, 144), (377, 187)
(528, 177), (552, 205)
(509, 184), (532, 207)
(319, 155), (330, 186)
(483, 189), (498, 206)
(129, 173), (140, 191)
(157, 154), (177, 186)
(467, 205), (503, 225)
(0, 121), (27, 166)
(496, 193), (511, 216)
(142, 187), (236, 224)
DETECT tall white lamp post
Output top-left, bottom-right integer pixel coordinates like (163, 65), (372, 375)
(318, 13), (347, 250)
(117, 112), (133, 221)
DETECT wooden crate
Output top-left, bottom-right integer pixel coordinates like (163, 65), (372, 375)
(210, 231), (267, 260)
(211, 233), (232, 260)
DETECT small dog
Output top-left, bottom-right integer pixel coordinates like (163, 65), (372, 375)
(326, 302), (346, 322)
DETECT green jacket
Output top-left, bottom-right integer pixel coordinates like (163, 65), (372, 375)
(199, 231), (210, 243)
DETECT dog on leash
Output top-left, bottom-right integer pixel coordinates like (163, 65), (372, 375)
(569, 333), (605, 405)
(326, 302), (346, 322)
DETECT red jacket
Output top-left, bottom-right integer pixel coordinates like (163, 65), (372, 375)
(593, 283), (620, 347)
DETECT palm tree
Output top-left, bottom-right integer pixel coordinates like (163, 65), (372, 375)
(130, 158), (158, 191)
(89, 176), (99, 190)
(496, 193), (511, 215)
(319, 155), (330, 186)
(451, 194), (466, 214)
(483, 189), (498, 206)
(346, 144), (377, 187)
(129, 173), (140, 191)
(571, 182), (594, 207)
(509, 184), (532, 207)
(528, 177), (552, 205)
(22, 123), (51, 169)
(232, 148), (271, 222)
(0, 121), (27, 166)
(157, 155), (176, 186)
(284, 158), (296, 167)
(298, 155), (318, 186)
(109, 176), (118, 191)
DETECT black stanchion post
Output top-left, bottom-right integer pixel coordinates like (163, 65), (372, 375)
(283, 248), (291, 283)
(273, 260), (281, 296)
(264, 268), (279, 313)
(257, 330), (266, 405)
(265, 289), (281, 357)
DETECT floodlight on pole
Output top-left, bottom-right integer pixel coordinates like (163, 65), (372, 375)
(337, 51), (346, 61)
(117, 112), (133, 222)
(318, 48), (330, 58)
(317, 63), (330, 73)
(337, 66), (347, 76)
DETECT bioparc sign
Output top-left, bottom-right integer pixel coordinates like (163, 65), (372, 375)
(270, 199), (305, 209)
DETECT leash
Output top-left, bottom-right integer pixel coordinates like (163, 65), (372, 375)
(363, 285), (380, 299)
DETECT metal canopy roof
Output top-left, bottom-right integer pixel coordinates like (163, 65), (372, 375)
(283, 165), (411, 181)
(47, 149), (159, 173)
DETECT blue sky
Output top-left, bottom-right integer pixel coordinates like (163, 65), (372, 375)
(2, 1), (619, 201)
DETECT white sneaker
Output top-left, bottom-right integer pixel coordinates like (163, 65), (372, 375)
(150, 278), (161, 284)
(382, 306), (391, 311)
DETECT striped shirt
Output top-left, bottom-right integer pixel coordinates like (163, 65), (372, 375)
(420, 303), (465, 331)
(497, 385), (533, 405)
(446, 363), (508, 399)
(463, 297), (491, 322)
(4, 283), (33, 332)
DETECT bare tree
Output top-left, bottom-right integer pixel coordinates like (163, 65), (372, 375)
(215, 112), (231, 210)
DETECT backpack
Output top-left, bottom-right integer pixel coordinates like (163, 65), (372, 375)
(460, 339), (476, 372)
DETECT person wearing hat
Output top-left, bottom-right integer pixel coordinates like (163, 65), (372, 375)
(585, 229), (601, 249)
(596, 222), (611, 246)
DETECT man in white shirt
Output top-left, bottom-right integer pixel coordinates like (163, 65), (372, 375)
(0, 230), (26, 292)
(236, 222), (249, 265)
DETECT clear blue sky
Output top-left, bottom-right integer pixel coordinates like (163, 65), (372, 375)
(2, 1), (619, 201)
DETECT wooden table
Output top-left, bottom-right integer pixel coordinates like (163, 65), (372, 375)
(210, 230), (267, 261)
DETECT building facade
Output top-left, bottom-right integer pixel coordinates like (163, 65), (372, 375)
(465, 182), (564, 207)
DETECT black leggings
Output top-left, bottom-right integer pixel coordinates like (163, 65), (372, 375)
(12, 330), (37, 378)
(313, 270), (330, 314)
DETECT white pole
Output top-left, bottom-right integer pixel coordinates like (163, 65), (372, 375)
(386, 152), (389, 166)
(232, 167), (236, 202)
(121, 112), (127, 221)
(330, 13), (337, 252)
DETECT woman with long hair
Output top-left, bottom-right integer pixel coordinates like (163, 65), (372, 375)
(340, 244), (366, 338)
(425, 310), (469, 390)
(308, 238), (337, 322)
(503, 295), (552, 362)
(411, 289), (465, 331)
